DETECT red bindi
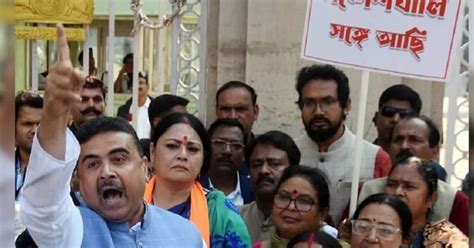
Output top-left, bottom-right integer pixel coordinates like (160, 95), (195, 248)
(182, 135), (189, 146)
(292, 190), (298, 195)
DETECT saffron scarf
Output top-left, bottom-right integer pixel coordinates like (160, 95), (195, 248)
(144, 176), (211, 247)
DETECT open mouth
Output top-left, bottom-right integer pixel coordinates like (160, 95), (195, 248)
(101, 188), (125, 208)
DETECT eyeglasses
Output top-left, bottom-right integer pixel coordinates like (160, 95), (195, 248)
(296, 98), (339, 112)
(351, 219), (401, 241)
(210, 139), (245, 152)
(273, 192), (316, 212)
(380, 105), (413, 118)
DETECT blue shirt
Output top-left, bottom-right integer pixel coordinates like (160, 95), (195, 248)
(80, 204), (204, 247)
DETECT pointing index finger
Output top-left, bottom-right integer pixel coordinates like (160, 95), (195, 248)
(56, 23), (70, 63)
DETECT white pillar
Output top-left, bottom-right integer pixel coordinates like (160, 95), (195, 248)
(107, 0), (116, 117)
(31, 40), (38, 91)
(82, 25), (90, 76)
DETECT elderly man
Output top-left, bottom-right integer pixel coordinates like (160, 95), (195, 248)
(19, 24), (204, 247)
(238, 130), (300, 243)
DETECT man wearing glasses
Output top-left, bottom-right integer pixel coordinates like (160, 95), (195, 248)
(199, 118), (254, 206)
(372, 84), (421, 153)
(294, 64), (391, 226)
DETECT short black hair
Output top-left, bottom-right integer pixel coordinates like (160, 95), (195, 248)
(392, 152), (438, 197)
(123, 53), (133, 64)
(78, 48), (93, 66)
(295, 64), (350, 108)
(245, 130), (301, 167)
(417, 115), (441, 147)
(287, 230), (341, 248)
(378, 84), (422, 114)
(148, 94), (189, 126)
(390, 115), (441, 147)
(15, 90), (43, 124)
(138, 71), (148, 85)
(84, 76), (106, 98)
(216, 80), (257, 106)
(150, 112), (210, 175)
(276, 165), (330, 211)
(352, 193), (412, 240)
(208, 118), (246, 145)
(75, 116), (144, 157)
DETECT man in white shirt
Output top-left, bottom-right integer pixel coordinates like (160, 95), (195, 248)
(19, 24), (205, 247)
(117, 72), (152, 139)
(199, 119), (254, 205)
(293, 64), (391, 225)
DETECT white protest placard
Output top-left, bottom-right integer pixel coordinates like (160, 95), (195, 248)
(301, 0), (463, 81)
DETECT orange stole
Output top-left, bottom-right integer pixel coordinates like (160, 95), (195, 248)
(144, 176), (210, 247)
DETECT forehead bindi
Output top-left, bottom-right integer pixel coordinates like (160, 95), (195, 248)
(162, 124), (202, 144)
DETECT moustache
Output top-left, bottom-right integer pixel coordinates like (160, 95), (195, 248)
(396, 148), (415, 159)
(256, 175), (275, 186)
(80, 106), (102, 116)
(217, 156), (233, 164)
(98, 178), (125, 195)
(310, 117), (331, 126)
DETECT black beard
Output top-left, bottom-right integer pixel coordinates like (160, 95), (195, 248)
(305, 116), (344, 143)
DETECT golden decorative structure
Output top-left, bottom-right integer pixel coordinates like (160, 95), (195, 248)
(15, 0), (94, 24)
(15, 26), (86, 41)
(14, 0), (94, 40)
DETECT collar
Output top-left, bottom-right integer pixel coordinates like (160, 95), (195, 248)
(208, 172), (241, 196)
(270, 232), (289, 248)
(208, 172), (242, 200)
(108, 202), (149, 232)
(143, 97), (151, 108)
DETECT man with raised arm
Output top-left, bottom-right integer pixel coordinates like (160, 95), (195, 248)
(19, 24), (204, 248)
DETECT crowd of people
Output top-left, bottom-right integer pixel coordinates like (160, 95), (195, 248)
(13, 24), (469, 247)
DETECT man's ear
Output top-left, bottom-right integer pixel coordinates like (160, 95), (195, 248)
(431, 145), (440, 160)
(344, 98), (351, 113)
(373, 112), (378, 125)
(254, 104), (259, 121)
